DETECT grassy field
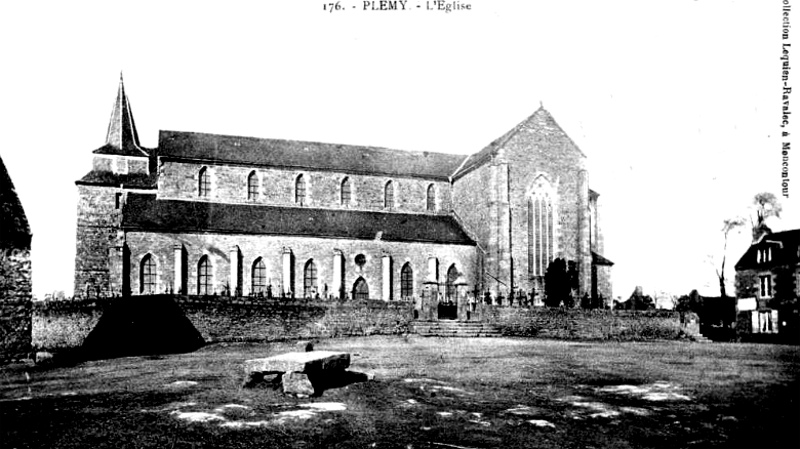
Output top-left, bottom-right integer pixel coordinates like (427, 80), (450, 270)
(1, 337), (798, 449)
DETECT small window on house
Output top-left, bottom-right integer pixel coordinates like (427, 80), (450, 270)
(295, 174), (306, 205)
(198, 255), (211, 295)
(426, 184), (436, 211)
(198, 167), (210, 198)
(115, 192), (122, 209)
(401, 263), (413, 299)
(247, 171), (259, 200)
(252, 258), (267, 294)
(759, 275), (772, 298)
(384, 181), (394, 209)
(341, 177), (351, 205)
(140, 254), (156, 294)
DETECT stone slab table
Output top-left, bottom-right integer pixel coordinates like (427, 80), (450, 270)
(243, 351), (351, 395)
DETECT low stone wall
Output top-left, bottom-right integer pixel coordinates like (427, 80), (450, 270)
(175, 296), (414, 343)
(31, 295), (697, 353)
(32, 298), (111, 351)
(32, 295), (415, 351)
(478, 306), (698, 341)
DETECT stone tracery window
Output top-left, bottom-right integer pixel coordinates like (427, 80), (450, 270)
(384, 181), (394, 209)
(252, 258), (267, 294)
(353, 277), (369, 300)
(304, 259), (317, 297)
(446, 264), (458, 301)
(140, 254), (156, 294)
(198, 167), (210, 198)
(341, 177), (351, 205)
(401, 263), (413, 299)
(247, 171), (258, 200)
(528, 177), (556, 277)
(198, 255), (211, 295)
(295, 174), (306, 205)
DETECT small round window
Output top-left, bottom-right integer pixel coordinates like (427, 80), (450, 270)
(355, 254), (367, 267)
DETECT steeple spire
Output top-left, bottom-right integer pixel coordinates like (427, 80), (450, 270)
(97, 73), (147, 156)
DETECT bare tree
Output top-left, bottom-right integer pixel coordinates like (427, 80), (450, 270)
(750, 192), (782, 240)
(716, 217), (745, 298)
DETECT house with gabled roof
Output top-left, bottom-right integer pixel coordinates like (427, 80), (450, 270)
(74, 76), (612, 314)
(734, 229), (800, 338)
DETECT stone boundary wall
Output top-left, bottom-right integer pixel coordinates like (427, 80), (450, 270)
(30, 296), (698, 353)
(174, 296), (414, 343)
(32, 298), (111, 351)
(478, 306), (699, 341)
(32, 296), (415, 351)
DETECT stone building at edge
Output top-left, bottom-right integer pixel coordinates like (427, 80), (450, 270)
(74, 77), (613, 307)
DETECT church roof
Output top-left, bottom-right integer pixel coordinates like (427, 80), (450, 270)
(0, 155), (31, 249)
(93, 74), (148, 158)
(156, 130), (467, 181)
(452, 107), (586, 179)
(121, 193), (476, 245)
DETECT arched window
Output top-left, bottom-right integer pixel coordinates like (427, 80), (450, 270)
(198, 255), (211, 295)
(140, 254), (156, 294)
(252, 258), (267, 294)
(401, 263), (413, 299)
(295, 174), (306, 205)
(341, 177), (351, 205)
(426, 184), (436, 211)
(247, 171), (258, 200)
(528, 193), (555, 277)
(303, 259), (317, 298)
(353, 277), (369, 300)
(446, 264), (458, 301)
(198, 167), (210, 197)
(384, 181), (394, 209)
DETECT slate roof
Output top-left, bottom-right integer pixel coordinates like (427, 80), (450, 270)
(0, 155), (31, 249)
(121, 193), (475, 245)
(734, 229), (800, 271)
(76, 170), (158, 189)
(156, 130), (467, 181)
(452, 107), (586, 180)
(93, 74), (148, 158)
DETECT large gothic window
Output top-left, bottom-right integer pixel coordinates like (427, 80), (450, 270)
(140, 254), (156, 294)
(528, 191), (555, 277)
(384, 181), (394, 209)
(198, 255), (211, 295)
(295, 174), (306, 205)
(303, 259), (317, 297)
(353, 277), (369, 300)
(198, 167), (210, 198)
(426, 184), (436, 211)
(252, 258), (266, 294)
(401, 263), (413, 299)
(446, 264), (458, 301)
(247, 171), (258, 200)
(341, 177), (351, 205)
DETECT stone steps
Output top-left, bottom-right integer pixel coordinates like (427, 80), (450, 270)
(412, 320), (502, 338)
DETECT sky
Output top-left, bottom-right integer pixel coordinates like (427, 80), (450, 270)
(0, 0), (797, 300)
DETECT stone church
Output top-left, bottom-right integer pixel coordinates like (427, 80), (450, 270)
(74, 76), (612, 307)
